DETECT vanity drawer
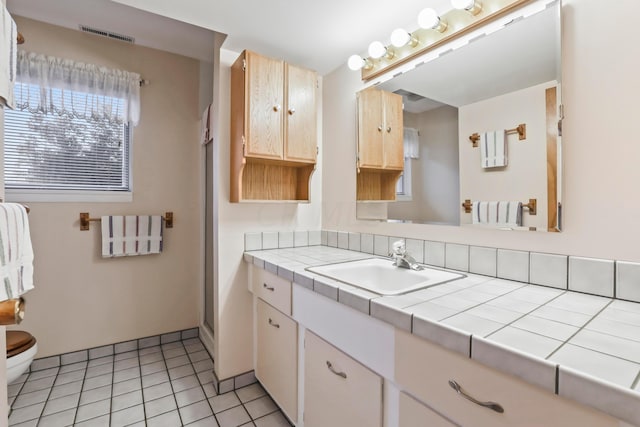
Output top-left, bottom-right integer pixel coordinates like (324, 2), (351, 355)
(256, 299), (298, 423)
(395, 330), (618, 427)
(304, 330), (382, 427)
(399, 392), (456, 427)
(251, 266), (292, 315)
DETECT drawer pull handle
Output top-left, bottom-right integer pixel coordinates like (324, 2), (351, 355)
(448, 380), (504, 414)
(268, 318), (280, 328)
(263, 283), (275, 291)
(326, 361), (347, 379)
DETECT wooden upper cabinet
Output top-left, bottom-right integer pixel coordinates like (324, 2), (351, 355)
(284, 63), (317, 163)
(357, 88), (404, 170)
(244, 52), (284, 160)
(230, 50), (317, 202)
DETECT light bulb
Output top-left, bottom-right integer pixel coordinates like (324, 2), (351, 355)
(348, 55), (364, 71)
(418, 8), (439, 29)
(418, 8), (447, 32)
(451, 0), (482, 15)
(368, 41), (387, 59)
(390, 28), (410, 48)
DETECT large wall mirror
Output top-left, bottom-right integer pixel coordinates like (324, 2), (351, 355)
(357, 1), (562, 232)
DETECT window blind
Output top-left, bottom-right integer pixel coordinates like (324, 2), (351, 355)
(4, 82), (130, 192)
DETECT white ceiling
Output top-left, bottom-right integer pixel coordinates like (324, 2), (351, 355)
(7, 0), (453, 75)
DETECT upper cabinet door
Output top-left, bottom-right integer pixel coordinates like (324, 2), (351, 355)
(245, 51), (284, 160)
(357, 89), (384, 169)
(284, 64), (317, 163)
(382, 91), (404, 170)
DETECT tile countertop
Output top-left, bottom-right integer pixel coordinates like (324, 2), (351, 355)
(244, 245), (640, 425)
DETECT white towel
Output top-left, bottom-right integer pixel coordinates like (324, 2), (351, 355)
(472, 201), (522, 227)
(480, 130), (507, 168)
(101, 216), (163, 258)
(0, 5), (17, 108)
(0, 203), (34, 300)
(200, 104), (213, 145)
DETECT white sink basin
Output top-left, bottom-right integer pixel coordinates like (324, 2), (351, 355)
(307, 258), (464, 296)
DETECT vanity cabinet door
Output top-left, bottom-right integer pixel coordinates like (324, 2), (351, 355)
(381, 90), (404, 170)
(399, 392), (456, 427)
(395, 330), (619, 427)
(304, 330), (382, 427)
(284, 63), (317, 163)
(256, 299), (298, 423)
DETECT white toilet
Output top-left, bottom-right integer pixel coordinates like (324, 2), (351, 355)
(6, 331), (37, 384)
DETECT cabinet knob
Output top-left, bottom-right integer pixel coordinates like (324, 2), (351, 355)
(387, 126), (392, 133)
(288, 107), (296, 115)
(273, 105), (281, 112)
(377, 126), (383, 132)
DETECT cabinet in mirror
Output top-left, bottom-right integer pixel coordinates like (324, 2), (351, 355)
(356, 1), (562, 232)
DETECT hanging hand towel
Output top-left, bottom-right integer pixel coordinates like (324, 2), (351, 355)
(0, 204), (34, 300)
(480, 130), (507, 168)
(0, 5), (17, 108)
(472, 201), (522, 227)
(101, 216), (163, 258)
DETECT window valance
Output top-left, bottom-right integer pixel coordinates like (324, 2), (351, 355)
(15, 51), (141, 125)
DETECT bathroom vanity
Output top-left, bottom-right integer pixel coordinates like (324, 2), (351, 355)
(245, 242), (639, 427)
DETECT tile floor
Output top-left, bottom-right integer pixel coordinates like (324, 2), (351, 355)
(8, 338), (293, 427)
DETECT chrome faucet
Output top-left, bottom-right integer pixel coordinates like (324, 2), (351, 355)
(389, 240), (423, 271)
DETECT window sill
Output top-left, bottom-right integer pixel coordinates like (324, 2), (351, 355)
(395, 195), (413, 202)
(5, 189), (133, 203)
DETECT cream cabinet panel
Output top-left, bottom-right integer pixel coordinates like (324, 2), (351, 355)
(304, 330), (383, 427)
(395, 330), (619, 427)
(251, 266), (292, 315)
(399, 392), (457, 427)
(256, 299), (297, 423)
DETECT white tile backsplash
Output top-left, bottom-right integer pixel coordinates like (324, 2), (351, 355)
(277, 231), (293, 248)
(244, 233), (262, 251)
(530, 252), (568, 289)
(337, 231), (349, 249)
(469, 246), (497, 277)
(348, 232), (361, 252)
(569, 256), (614, 297)
(445, 243), (469, 272)
(320, 230), (328, 246)
(294, 231), (308, 247)
(309, 230), (322, 246)
(361, 233), (374, 254)
(405, 239), (424, 264)
(425, 241), (445, 267)
(497, 249), (529, 282)
(326, 230), (338, 248)
(374, 235), (389, 257)
(616, 261), (640, 303)
(262, 232), (278, 250)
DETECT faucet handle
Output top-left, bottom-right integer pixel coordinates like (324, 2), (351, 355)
(391, 240), (405, 254)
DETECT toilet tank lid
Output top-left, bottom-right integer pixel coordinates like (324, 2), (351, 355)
(6, 331), (34, 353)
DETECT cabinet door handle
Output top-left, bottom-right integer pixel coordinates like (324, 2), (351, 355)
(387, 126), (392, 133)
(326, 361), (347, 379)
(288, 107), (296, 115)
(273, 104), (281, 112)
(377, 125), (383, 132)
(268, 318), (280, 328)
(448, 380), (504, 414)
(263, 283), (275, 291)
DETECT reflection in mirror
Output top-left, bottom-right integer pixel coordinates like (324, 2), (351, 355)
(357, 1), (562, 232)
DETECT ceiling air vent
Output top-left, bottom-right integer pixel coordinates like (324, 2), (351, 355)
(79, 25), (135, 44)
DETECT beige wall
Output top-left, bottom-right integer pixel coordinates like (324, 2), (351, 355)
(323, 0), (640, 262)
(213, 49), (323, 380)
(459, 81), (553, 229)
(8, 17), (202, 357)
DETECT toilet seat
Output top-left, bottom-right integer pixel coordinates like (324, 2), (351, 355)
(6, 331), (36, 358)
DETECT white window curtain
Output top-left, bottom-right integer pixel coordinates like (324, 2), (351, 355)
(14, 50), (141, 125)
(404, 127), (420, 159)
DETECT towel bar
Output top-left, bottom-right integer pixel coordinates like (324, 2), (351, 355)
(462, 199), (536, 215)
(79, 212), (174, 231)
(469, 123), (527, 147)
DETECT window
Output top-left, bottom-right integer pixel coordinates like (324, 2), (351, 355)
(4, 51), (140, 202)
(396, 158), (413, 201)
(4, 83), (131, 199)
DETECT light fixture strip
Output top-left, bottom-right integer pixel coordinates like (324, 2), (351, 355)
(360, 0), (534, 81)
